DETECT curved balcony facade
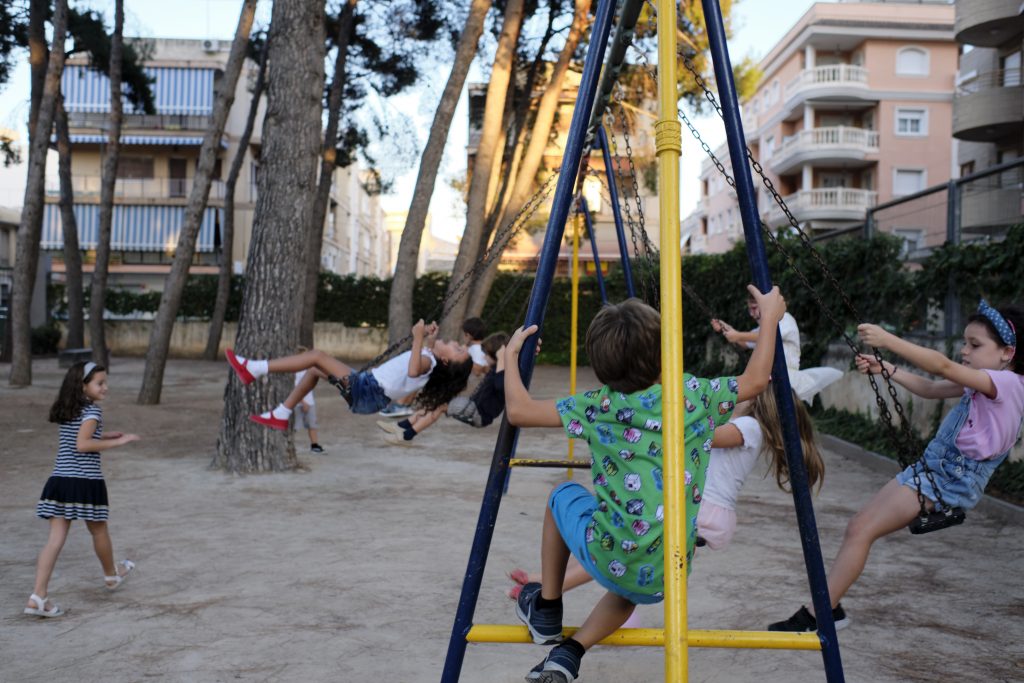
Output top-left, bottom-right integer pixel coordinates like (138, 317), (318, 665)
(769, 126), (879, 176)
(784, 65), (871, 107)
(766, 188), (877, 225)
(953, 70), (1024, 141)
(954, 0), (1022, 47)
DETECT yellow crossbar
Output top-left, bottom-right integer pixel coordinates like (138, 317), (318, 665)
(509, 458), (590, 469)
(466, 625), (822, 651)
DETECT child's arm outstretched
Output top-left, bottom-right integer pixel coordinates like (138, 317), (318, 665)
(734, 285), (787, 402)
(77, 419), (139, 453)
(857, 324), (990, 398)
(503, 325), (561, 428)
(408, 319), (437, 378)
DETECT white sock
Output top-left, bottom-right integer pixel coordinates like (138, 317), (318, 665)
(247, 359), (269, 378)
(271, 404), (292, 420)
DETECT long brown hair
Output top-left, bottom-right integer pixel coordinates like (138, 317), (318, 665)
(49, 361), (105, 424)
(749, 387), (825, 492)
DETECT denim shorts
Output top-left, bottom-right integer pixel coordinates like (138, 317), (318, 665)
(548, 482), (660, 605)
(348, 371), (390, 415)
(896, 446), (1006, 511)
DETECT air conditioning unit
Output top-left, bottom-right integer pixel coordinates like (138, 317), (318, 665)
(202, 39), (219, 53)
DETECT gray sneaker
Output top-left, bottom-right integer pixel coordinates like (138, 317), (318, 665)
(515, 583), (563, 645)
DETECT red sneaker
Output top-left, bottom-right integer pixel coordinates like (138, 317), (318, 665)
(226, 349), (255, 385)
(249, 413), (288, 431)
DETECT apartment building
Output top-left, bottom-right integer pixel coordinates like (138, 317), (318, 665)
(685, 0), (957, 254)
(40, 37), (391, 295)
(467, 67), (660, 277)
(952, 0), (1023, 235)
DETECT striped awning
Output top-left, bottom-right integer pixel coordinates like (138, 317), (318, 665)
(63, 65), (216, 115)
(65, 134), (227, 148)
(42, 204), (221, 253)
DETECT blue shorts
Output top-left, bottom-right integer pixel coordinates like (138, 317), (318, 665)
(348, 370), (390, 415)
(896, 446), (1007, 511)
(548, 482), (660, 605)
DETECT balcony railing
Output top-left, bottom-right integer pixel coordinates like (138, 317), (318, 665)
(785, 64), (869, 101)
(956, 68), (1021, 95)
(67, 111), (213, 131)
(45, 176), (226, 201)
(771, 126), (879, 173)
(769, 187), (877, 221)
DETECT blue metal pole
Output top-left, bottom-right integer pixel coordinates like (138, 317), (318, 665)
(579, 195), (608, 304)
(700, 2), (846, 681)
(438, 0), (617, 679)
(596, 126), (636, 298)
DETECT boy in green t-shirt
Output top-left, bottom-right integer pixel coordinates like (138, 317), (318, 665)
(504, 288), (786, 683)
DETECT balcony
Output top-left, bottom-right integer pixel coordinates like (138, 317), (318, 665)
(67, 111), (213, 131)
(784, 65), (871, 105)
(766, 187), (876, 225)
(954, 0), (1023, 47)
(953, 69), (1023, 141)
(45, 176), (226, 201)
(770, 126), (879, 175)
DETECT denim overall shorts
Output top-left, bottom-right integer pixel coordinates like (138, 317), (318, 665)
(896, 394), (1011, 511)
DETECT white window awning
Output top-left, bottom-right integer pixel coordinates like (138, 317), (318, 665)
(42, 204), (222, 253)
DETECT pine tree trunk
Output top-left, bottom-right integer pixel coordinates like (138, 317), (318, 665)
(214, 0), (325, 473)
(87, 0), (123, 368)
(8, 0), (67, 386)
(440, 0), (525, 340)
(299, 0), (357, 349)
(204, 36), (269, 361)
(386, 0), (491, 347)
(55, 95), (85, 349)
(465, 0), (591, 318)
(137, 0), (258, 405)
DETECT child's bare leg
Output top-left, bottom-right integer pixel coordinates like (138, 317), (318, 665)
(571, 591), (636, 648)
(267, 349), (351, 378)
(281, 371), (321, 410)
(308, 428), (319, 445)
(541, 505), (571, 600)
(85, 520), (118, 578)
(29, 518), (72, 606)
(819, 477), (924, 614)
(410, 405), (446, 432)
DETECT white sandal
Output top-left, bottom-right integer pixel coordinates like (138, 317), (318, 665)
(105, 559), (135, 591)
(24, 593), (64, 618)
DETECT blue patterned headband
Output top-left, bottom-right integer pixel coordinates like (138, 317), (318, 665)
(83, 361), (97, 377)
(978, 299), (1016, 347)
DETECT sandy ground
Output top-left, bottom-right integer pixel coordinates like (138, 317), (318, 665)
(1, 357), (1022, 683)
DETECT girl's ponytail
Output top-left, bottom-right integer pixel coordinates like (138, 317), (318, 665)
(750, 388), (825, 493)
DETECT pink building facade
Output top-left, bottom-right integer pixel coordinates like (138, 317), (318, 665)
(685, 0), (958, 254)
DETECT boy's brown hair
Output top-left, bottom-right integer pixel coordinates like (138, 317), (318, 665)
(585, 298), (661, 393)
(481, 331), (508, 361)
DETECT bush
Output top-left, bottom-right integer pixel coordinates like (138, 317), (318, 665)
(31, 322), (62, 355)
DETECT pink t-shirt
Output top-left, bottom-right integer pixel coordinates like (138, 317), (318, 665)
(955, 369), (1024, 460)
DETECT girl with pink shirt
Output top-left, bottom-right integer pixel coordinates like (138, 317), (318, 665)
(769, 300), (1024, 632)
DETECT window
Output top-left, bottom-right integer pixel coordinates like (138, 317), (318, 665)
(959, 161), (975, 178)
(1001, 51), (1021, 87)
(895, 107), (928, 136)
(116, 156), (154, 179)
(893, 228), (924, 258)
(700, 216), (708, 236)
(763, 136), (775, 160)
(893, 169), (926, 196)
(896, 47), (929, 76)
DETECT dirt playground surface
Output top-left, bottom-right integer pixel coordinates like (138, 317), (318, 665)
(1, 357), (1022, 682)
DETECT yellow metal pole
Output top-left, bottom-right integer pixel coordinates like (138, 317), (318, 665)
(466, 624), (823, 651)
(655, 0), (685, 679)
(567, 210), (581, 476)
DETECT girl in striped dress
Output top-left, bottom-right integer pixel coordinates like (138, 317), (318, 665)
(24, 362), (140, 618)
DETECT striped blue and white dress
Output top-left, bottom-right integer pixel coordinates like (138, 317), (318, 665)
(36, 404), (109, 521)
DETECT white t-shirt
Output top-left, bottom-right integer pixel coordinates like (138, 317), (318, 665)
(295, 370), (315, 407)
(468, 343), (488, 367)
(747, 312), (801, 371)
(371, 349), (436, 399)
(702, 415), (763, 511)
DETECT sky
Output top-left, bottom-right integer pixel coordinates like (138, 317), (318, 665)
(0, 0), (821, 239)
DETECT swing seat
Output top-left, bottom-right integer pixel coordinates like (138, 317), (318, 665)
(908, 507), (965, 535)
(327, 374), (354, 409)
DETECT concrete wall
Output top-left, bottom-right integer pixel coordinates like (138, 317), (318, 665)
(59, 321), (388, 362)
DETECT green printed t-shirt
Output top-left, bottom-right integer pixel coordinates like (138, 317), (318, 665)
(556, 375), (737, 600)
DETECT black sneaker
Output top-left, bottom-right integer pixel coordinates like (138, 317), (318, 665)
(327, 375), (353, 408)
(768, 604), (850, 632)
(310, 443), (324, 453)
(515, 583), (564, 645)
(525, 642), (581, 682)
